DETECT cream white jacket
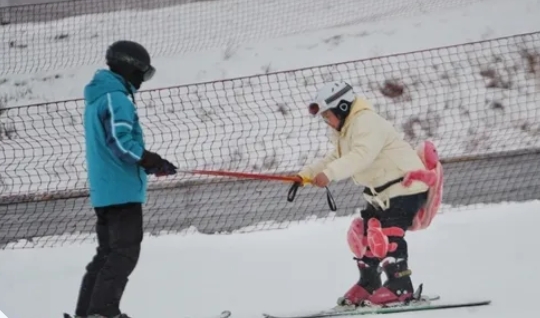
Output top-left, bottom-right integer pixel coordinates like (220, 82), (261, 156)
(298, 97), (429, 209)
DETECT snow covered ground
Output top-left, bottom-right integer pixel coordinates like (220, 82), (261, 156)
(2, 0), (490, 77)
(1, 0), (540, 197)
(2, 0), (539, 106)
(1, 1), (539, 317)
(0, 199), (538, 318)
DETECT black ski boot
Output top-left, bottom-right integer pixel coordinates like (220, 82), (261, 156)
(338, 257), (382, 306)
(366, 258), (414, 306)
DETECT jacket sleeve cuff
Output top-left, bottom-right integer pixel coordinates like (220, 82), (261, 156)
(321, 168), (335, 182)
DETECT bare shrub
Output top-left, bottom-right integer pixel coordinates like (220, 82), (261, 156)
(380, 79), (405, 98)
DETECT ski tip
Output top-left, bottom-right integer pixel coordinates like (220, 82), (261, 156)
(476, 300), (492, 306)
(450, 299), (492, 306)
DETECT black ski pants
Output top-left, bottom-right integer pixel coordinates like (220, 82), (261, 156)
(75, 202), (144, 317)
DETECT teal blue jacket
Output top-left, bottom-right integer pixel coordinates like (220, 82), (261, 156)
(83, 69), (148, 207)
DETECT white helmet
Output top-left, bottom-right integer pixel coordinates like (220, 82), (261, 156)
(308, 81), (355, 117)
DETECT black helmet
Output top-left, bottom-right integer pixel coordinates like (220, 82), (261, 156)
(106, 40), (155, 82)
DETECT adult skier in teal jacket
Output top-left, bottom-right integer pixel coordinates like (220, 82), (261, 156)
(83, 67), (148, 208)
(68, 40), (177, 318)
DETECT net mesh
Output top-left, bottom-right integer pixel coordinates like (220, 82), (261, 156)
(0, 0), (490, 75)
(1, 31), (540, 249)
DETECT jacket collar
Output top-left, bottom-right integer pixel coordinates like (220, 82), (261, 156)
(339, 97), (375, 134)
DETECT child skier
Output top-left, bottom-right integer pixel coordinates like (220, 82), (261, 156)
(295, 81), (443, 307)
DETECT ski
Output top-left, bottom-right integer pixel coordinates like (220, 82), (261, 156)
(262, 284), (491, 318)
(63, 309), (232, 318)
(262, 299), (491, 318)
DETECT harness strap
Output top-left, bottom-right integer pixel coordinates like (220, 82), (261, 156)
(363, 177), (404, 196)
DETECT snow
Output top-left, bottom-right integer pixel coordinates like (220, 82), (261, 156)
(1, 0), (540, 199)
(0, 0), (539, 316)
(3, 0), (539, 106)
(0, 200), (538, 318)
(2, 0), (491, 77)
(1, 1), (539, 316)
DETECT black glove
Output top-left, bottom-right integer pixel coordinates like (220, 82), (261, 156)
(138, 150), (178, 176)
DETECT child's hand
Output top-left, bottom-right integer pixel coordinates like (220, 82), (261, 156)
(313, 172), (330, 188)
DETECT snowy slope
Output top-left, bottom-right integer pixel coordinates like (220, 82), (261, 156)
(2, 0), (490, 77)
(0, 200), (538, 318)
(1, 0), (540, 198)
(2, 0), (539, 107)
